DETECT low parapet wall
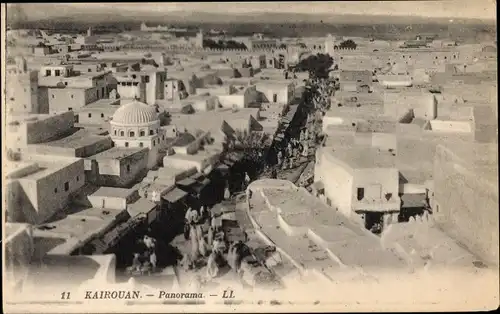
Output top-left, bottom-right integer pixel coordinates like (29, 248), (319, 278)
(115, 45), (323, 55)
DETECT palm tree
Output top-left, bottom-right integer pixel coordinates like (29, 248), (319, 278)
(221, 129), (272, 181)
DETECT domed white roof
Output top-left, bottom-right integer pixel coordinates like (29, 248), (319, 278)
(111, 100), (158, 125)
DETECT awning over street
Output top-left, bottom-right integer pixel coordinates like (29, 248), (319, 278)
(162, 187), (188, 204)
(191, 173), (204, 181)
(176, 173), (212, 195)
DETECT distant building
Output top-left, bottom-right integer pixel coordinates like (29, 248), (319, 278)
(38, 64), (115, 113)
(115, 67), (167, 105)
(32, 43), (51, 56)
(339, 70), (372, 93)
(255, 81), (295, 104)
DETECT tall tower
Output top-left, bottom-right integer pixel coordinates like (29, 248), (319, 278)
(87, 27), (93, 37)
(195, 29), (204, 49)
(6, 57), (39, 114)
(325, 33), (336, 57)
(15, 56), (28, 72)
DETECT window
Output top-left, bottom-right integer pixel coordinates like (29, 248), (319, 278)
(88, 113), (92, 118)
(64, 182), (69, 191)
(129, 131), (135, 137)
(88, 69), (92, 72)
(140, 130), (145, 136)
(68, 107), (73, 111)
(162, 135), (165, 140)
(139, 142), (144, 147)
(55, 70), (61, 76)
(127, 165), (131, 173)
(54, 188), (58, 193)
(65, 82), (68, 86)
(153, 141), (156, 147)
(125, 142), (129, 147)
(101, 113), (104, 118)
(149, 130), (154, 135)
(120, 131), (125, 136)
(52, 94), (55, 99)
(144, 76), (150, 83)
(273, 94), (277, 102)
(46, 69), (51, 76)
(156, 129), (159, 134)
(114, 130), (117, 135)
(70, 94), (74, 98)
(357, 188), (364, 201)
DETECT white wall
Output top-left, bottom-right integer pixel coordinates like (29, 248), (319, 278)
(315, 148), (354, 217)
(16, 158), (85, 224)
(429, 120), (472, 133)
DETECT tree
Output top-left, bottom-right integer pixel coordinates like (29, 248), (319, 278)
(222, 130), (272, 179)
(291, 53), (333, 79)
(338, 39), (357, 50)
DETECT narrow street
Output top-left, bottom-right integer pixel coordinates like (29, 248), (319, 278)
(115, 78), (332, 289)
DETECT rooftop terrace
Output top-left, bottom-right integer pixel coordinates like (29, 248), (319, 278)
(329, 146), (397, 169)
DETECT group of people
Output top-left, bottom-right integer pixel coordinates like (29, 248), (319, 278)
(128, 235), (158, 275)
(275, 113), (317, 171)
(180, 187), (250, 281)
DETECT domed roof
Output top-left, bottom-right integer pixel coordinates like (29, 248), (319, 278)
(111, 100), (158, 125)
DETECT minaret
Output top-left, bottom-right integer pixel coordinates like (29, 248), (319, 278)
(325, 34), (335, 57)
(15, 56), (28, 72)
(195, 29), (204, 49)
(87, 27), (93, 37)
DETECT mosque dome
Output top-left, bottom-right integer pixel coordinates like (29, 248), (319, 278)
(111, 100), (158, 125)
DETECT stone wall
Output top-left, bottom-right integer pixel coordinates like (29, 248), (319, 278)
(433, 144), (499, 265)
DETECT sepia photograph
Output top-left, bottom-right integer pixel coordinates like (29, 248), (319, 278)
(2, 1), (498, 313)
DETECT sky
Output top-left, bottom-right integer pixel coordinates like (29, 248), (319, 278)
(11, 1), (497, 21)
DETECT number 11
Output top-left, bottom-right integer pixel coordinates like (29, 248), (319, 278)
(61, 292), (71, 300)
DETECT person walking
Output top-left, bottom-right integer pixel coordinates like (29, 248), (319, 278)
(224, 186), (231, 200)
(149, 251), (157, 271)
(131, 253), (141, 272)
